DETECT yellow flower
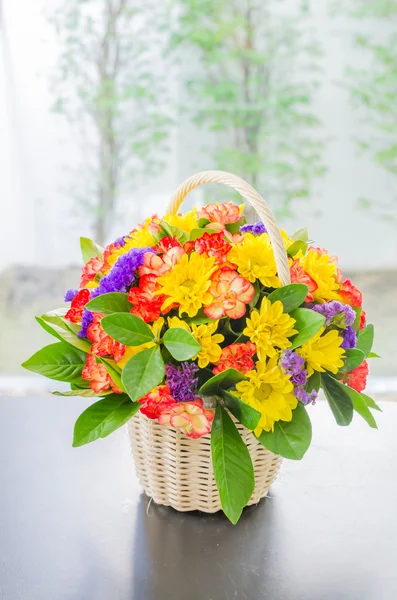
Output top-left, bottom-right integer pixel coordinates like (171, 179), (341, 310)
(116, 318), (164, 368)
(244, 297), (297, 360)
(167, 317), (224, 368)
(227, 233), (281, 288)
(156, 252), (217, 317)
(236, 357), (297, 435)
(163, 210), (198, 234)
(297, 327), (345, 376)
(299, 249), (340, 302)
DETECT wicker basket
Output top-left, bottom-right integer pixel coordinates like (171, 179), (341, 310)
(127, 170), (291, 514)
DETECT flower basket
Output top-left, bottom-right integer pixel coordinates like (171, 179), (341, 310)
(22, 170), (380, 524)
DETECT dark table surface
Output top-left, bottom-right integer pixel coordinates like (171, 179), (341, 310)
(0, 394), (396, 600)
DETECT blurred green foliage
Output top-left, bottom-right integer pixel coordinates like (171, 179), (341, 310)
(169, 0), (325, 219)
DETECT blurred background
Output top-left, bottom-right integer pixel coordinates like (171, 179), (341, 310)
(0, 0), (396, 392)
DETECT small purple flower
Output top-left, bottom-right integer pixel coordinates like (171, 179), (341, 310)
(165, 362), (199, 401)
(295, 386), (318, 405)
(240, 222), (267, 235)
(64, 289), (78, 302)
(291, 370), (308, 387)
(91, 246), (153, 298)
(280, 349), (305, 376)
(311, 301), (355, 328)
(113, 236), (128, 247)
(341, 325), (357, 349)
(78, 309), (93, 338)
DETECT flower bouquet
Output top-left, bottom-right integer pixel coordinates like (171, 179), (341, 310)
(23, 171), (380, 524)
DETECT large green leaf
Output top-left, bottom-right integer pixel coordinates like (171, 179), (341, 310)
(291, 227), (309, 242)
(200, 368), (247, 397)
(321, 373), (353, 426)
(86, 293), (133, 315)
(268, 284), (308, 313)
(163, 328), (201, 361)
(211, 404), (255, 524)
(344, 386), (378, 429)
(339, 348), (365, 373)
(289, 308), (325, 350)
(357, 324), (374, 357)
(80, 236), (103, 263)
(305, 370), (321, 393)
(101, 313), (154, 346)
(121, 346), (165, 401)
(72, 395), (139, 447)
(38, 314), (92, 353)
(287, 240), (308, 257)
(257, 403), (312, 460)
(220, 391), (261, 431)
(52, 388), (112, 397)
(22, 342), (87, 383)
(189, 228), (218, 241)
(159, 220), (188, 244)
(361, 393), (382, 412)
(225, 216), (246, 234)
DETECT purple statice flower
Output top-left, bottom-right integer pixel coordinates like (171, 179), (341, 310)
(91, 246), (153, 299)
(295, 386), (318, 406)
(280, 349), (305, 376)
(311, 301), (355, 328)
(113, 236), (128, 247)
(165, 362), (199, 402)
(291, 370), (308, 387)
(78, 309), (93, 338)
(64, 289), (78, 302)
(341, 325), (357, 349)
(240, 222), (267, 235)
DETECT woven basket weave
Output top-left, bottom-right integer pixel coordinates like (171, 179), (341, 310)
(128, 170), (291, 514)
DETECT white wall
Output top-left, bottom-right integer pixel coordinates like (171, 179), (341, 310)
(0, 0), (396, 272)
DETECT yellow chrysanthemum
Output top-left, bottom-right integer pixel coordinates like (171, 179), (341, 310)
(163, 210), (198, 234)
(227, 233), (281, 288)
(167, 317), (224, 368)
(243, 297), (297, 360)
(156, 252), (217, 317)
(297, 327), (345, 376)
(280, 229), (294, 249)
(236, 357), (298, 435)
(299, 249), (340, 302)
(116, 318), (164, 368)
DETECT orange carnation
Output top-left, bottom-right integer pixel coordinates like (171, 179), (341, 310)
(138, 385), (176, 419)
(82, 353), (122, 394)
(194, 231), (232, 266)
(341, 360), (369, 393)
(158, 398), (214, 439)
(339, 279), (363, 308)
(65, 288), (90, 323)
(204, 268), (255, 320)
(213, 342), (256, 375)
(128, 274), (170, 323)
(289, 260), (318, 302)
(198, 201), (241, 224)
(80, 257), (104, 287)
(87, 314), (125, 361)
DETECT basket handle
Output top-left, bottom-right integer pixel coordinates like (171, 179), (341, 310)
(166, 170), (291, 286)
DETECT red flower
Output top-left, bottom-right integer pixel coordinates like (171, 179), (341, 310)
(204, 268), (255, 320)
(128, 274), (170, 322)
(139, 385), (176, 419)
(158, 398), (214, 438)
(339, 279), (362, 308)
(289, 260), (318, 302)
(138, 247), (184, 278)
(65, 288), (90, 323)
(360, 309), (367, 330)
(194, 231), (233, 266)
(197, 201), (241, 224)
(80, 257), (104, 287)
(157, 236), (182, 252)
(82, 354), (122, 394)
(341, 360), (369, 393)
(213, 342), (256, 375)
(87, 314), (125, 361)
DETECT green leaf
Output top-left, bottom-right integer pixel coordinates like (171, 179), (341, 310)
(101, 313), (154, 346)
(85, 292), (132, 315)
(97, 357), (126, 392)
(257, 403), (312, 460)
(80, 237), (103, 263)
(343, 386), (378, 429)
(321, 373), (353, 426)
(52, 388), (113, 397)
(200, 368), (247, 397)
(287, 240), (308, 257)
(339, 348), (366, 372)
(368, 352), (380, 358)
(305, 370), (321, 393)
(291, 227), (309, 242)
(268, 284), (308, 313)
(225, 216), (246, 234)
(189, 228), (217, 241)
(72, 395), (140, 447)
(185, 310), (214, 325)
(198, 217), (210, 228)
(162, 328), (201, 361)
(249, 281), (261, 309)
(357, 324), (374, 357)
(39, 314), (92, 353)
(352, 307), (362, 333)
(211, 404), (255, 524)
(159, 220), (188, 244)
(289, 308), (325, 350)
(220, 391), (261, 430)
(22, 342), (87, 383)
(121, 346), (165, 401)
(361, 393), (382, 412)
